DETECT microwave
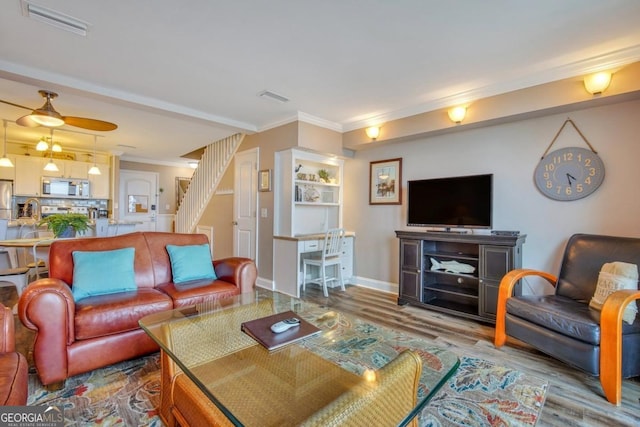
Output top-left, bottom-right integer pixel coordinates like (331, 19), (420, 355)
(42, 177), (90, 198)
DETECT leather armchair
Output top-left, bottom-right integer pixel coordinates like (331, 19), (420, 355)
(494, 234), (640, 405)
(0, 303), (28, 405)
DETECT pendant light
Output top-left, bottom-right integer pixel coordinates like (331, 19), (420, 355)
(43, 129), (59, 172)
(88, 135), (101, 175)
(35, 137), (49, 151)
(0, 120), (14, 168)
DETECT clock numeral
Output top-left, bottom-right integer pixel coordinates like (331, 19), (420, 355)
(565, 187), (572, 196)
(576, 184), (583, 193)
(545, 163), (555, 172)
(543, 172), (550, 180)
(584, 158), (592, 167)
(564, 152), (573, 161)
(589, 168), (596, 176)
(546, 181), (553, 189)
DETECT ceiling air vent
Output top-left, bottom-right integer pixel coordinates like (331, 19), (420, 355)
(258, 90), (290, 103)
(21, 0), (89, 36)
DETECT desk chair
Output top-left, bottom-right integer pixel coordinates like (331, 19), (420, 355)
(302, 228), (346, 297)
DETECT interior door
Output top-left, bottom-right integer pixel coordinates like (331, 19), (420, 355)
(233, 148), (258, 261)
(119, 169), (158, 232)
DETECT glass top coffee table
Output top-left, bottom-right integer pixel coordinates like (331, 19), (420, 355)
(139, 289), (459, 426)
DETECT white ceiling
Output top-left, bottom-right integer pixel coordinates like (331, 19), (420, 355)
(1, 0), (639, 166)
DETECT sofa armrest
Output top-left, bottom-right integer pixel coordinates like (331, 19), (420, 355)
(18, 278), (76, 385)
(0, 304), (15, 353)
(213, 257), (257, 294)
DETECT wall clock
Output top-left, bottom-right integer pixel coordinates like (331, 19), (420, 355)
(534, 146), (605, 201)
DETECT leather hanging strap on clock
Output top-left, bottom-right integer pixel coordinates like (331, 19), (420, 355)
(540, 118), (598, 159)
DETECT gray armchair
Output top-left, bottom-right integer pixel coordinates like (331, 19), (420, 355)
(494, 234), (640, 405)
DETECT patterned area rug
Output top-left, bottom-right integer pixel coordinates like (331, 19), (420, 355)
(28, 351), (546, 426)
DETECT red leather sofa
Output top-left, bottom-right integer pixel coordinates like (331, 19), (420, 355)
(18, 232), (257, 387)
(0, 304), (28, 405)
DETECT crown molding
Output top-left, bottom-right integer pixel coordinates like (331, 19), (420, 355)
(341, 44), (640, 132)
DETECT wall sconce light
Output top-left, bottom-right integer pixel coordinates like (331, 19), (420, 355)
(365, 126), (380, 140)
(447, 106), (466, 124)
(584, 72), (612, 95)
(188, 161), (199, 169)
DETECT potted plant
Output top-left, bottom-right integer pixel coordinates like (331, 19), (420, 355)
(39, 213), (90, 238)
(317, 169), (331, 183)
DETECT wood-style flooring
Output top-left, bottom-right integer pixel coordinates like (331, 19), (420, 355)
(4, 285), (638, 426)
(301, 285), (640, 427)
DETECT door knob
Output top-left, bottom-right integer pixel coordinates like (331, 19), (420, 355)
(232, 221), (238, 226)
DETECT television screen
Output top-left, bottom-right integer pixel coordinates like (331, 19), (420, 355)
(407, 174), (493, 229)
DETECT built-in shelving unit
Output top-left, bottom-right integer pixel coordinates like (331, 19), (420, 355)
(396, 230), (525, 323)
(274, 149), (344, 237)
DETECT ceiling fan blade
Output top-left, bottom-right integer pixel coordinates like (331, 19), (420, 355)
(0, 99), (33, 111)
(15, 114), (41, 127)
(62, 116), (118, 131)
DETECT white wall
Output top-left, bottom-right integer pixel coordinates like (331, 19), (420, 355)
(343, 99), (640, 293)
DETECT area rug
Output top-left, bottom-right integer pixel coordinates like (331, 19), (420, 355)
(28, 352), (546, 426)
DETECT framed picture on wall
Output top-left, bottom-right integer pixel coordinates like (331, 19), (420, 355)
(259, 169), (272, 192)
(369, 158), (402, 205)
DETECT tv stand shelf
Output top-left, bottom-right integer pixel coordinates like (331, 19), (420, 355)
(396, 230), (525, 323)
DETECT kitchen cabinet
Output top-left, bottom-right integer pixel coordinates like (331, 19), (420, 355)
(43, 159), (88, 179)
(88, 163), (110, 199)
(396, 230), (525, 323)
(14, 156), (44, 196)
(12, 155), (110, 199)
(274, 148), (343, 237)
(0, 155), (16, 181)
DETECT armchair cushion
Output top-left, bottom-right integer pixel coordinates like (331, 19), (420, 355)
(72, 247), (137, 301)
(589, 262), (638, 324)
(166, 243), (217, 284)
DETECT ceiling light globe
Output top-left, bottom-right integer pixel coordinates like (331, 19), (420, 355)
(0, 157), (14, 168)
(88, 165), (101, 175)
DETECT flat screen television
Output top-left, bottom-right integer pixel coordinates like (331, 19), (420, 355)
(407, 174), (493, 230)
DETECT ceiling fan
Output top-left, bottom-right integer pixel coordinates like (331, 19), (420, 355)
(0, 90), (118, 131)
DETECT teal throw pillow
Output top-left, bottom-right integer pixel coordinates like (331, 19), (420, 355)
(72, 247), (137, 301)
(166, 243), (217, 284)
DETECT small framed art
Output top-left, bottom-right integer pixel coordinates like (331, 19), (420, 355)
(259, 169), (272, 192)
(369, 158), (402, 205)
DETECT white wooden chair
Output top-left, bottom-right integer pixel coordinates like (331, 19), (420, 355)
(302, 228), (346, 297)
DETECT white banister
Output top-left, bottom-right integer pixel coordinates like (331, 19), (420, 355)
(175, 133), (245, 233)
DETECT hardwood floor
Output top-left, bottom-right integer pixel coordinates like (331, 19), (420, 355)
(301, 285), (640, 427)
(4, 284), (638, 426)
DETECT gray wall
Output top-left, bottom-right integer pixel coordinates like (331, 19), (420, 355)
(343, 99), (640, 293)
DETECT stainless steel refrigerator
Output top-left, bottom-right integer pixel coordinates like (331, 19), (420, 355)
(0, 180), (13, 220)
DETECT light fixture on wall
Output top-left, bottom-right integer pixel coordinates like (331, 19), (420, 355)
(188, 161), (199, 169)
(447, 106), (466, 124)
(365, 126), (380, 140)
(43, 129), (59, 172)
(88, 135), (101, 175)
(0, 120), (14, 168)
(584, 72), (612, 95)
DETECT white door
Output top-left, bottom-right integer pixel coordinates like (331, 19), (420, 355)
(119, 170), (158, 232)
(233, 148), (258, 261)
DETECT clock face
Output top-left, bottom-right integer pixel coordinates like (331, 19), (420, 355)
(534, 147), (605, 201)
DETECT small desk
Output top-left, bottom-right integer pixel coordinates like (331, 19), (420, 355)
(273, 232), (355, 297)
(139, 289), (459, 426)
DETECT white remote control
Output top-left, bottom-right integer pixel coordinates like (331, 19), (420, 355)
(270, 318), (301, 333)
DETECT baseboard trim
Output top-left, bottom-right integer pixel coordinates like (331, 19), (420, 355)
(256, 277), (274, 291)
(351, 276), (398, 294)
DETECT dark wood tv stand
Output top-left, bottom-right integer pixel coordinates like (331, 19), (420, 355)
(395, 230), (526, 323)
